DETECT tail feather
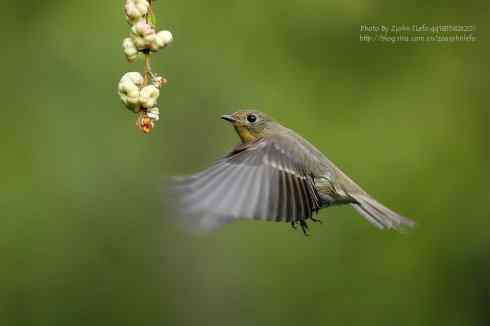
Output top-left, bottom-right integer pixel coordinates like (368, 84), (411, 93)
(351, 194), (415, 231)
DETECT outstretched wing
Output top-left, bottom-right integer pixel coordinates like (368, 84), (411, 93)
(166, 137), (321, 232)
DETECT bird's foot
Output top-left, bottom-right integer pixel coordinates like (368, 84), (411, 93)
(310, 216), (322, 224)
(299, 220), (309, 236)
(290, 221), (297, 230)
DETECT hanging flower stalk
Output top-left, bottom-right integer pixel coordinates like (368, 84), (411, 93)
(118, 0), (173, 134)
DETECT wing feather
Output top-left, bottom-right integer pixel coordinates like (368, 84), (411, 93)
(166, 137), (322, 232)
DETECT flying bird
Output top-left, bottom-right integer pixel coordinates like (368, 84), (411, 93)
(168, 110), (415, 234)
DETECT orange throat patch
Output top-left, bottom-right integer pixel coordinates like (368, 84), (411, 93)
(234, 125), (257, 143)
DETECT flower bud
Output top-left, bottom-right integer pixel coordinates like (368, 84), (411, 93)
(122, 37), (138, 62)
(152, 75), (167, 88)
(147, 107), (160, 121)
(157, 31), (173, 45)
(139, 85), (160, 108)
(151, 30), (173, 51)
(118, 72), (144, 111)
(121, 72), (144, 87)
(131, 21), (156, 50)
(125, 0), (150, 24)
(136, 112), (154, 134)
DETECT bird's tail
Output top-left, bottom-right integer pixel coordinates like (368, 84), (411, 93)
(350, 194), (415, 231)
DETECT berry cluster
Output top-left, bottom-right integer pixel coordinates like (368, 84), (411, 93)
(118, 0), (173, 134)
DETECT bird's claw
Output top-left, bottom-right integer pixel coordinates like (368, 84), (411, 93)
(310, 216), (322, 224)
(291, 218), (319, 236)
(299, 220), (309, 236)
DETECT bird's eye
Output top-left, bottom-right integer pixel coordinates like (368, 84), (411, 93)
(247, 114), (257, 123)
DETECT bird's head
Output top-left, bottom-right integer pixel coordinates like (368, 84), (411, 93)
(221, 110), (273, 143)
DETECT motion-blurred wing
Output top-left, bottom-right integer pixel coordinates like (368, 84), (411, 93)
(166, 138), (321, 232)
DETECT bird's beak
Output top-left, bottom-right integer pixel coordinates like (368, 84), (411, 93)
(221, 114), (236, 123)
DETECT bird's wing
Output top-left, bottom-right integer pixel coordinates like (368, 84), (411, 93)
(166, 137), (321, 232)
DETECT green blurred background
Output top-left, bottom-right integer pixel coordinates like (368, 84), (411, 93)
(1, 1), (489, 325)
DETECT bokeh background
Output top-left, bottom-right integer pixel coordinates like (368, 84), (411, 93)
(1, 1), (489, 325)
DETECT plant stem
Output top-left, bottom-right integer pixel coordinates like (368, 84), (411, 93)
(143, 52), (151, 86)
(143, 1), (153, 89)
